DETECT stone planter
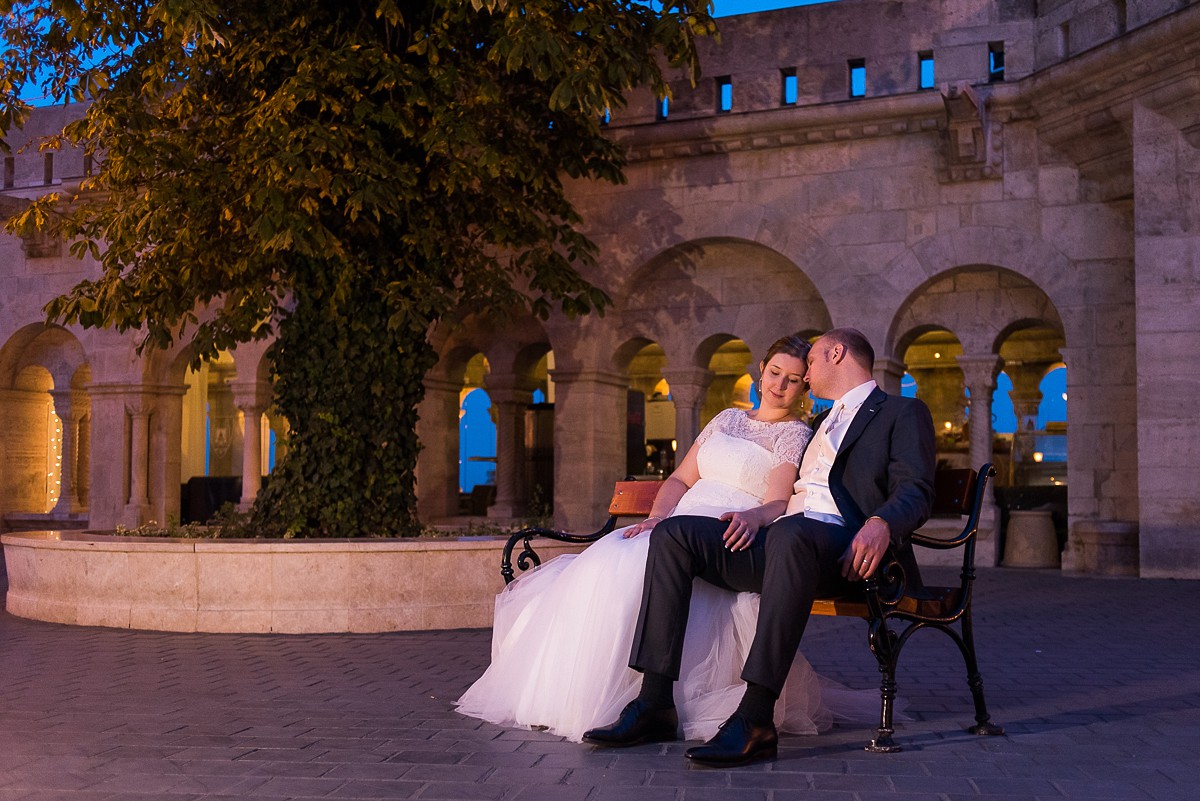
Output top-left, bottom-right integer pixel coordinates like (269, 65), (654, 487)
(1, 531), (585, 633)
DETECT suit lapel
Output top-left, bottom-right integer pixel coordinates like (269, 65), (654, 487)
(836, 387), (887, 454)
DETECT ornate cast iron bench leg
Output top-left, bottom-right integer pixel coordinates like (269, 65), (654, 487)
(961, 606), (1004, 736)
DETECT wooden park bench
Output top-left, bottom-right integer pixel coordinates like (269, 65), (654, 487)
(500, 464), (1004, 752)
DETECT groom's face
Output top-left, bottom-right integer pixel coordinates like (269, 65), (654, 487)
(804, 339), (834, 398)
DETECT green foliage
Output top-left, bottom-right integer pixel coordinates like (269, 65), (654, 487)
(0, 0), (714, 536)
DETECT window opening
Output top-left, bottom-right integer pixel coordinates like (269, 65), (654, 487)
(848, 59), (866, 98)
(781, 68), (798, 105)
(988, 41), (1005, 82)
(918, 51), (935, 90)
(716, 76), (732, 113)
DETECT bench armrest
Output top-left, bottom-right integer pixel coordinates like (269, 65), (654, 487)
(500, 517), (618, 584)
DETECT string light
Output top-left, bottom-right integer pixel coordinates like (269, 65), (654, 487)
(47, 411), (63, 511)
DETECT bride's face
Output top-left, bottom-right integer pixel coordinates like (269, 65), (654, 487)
(758, 353), (808, 411)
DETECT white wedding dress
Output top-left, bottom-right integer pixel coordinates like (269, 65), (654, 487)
(456, 408), (876, 742)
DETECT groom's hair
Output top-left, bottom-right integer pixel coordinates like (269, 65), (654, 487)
(822, 327), (875, 371)
(763, 332), (811, 365)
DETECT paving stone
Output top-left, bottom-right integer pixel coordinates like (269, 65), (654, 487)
(1, 567), (1199, 800)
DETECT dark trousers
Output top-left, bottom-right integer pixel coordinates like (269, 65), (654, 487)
(630, 513), (855, 695)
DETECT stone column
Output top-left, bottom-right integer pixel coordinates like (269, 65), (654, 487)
(83, 385), (132, 530)
(230, 380), (272, 509)
(661, 367), (713, 459)
(49, 390), (87, 515)
(549, 369), (629, 532)
(1127, 97), (1200, 578)
(124, 399), (151, 527)
(485, 375), (537, 520)
(956, 353), (1002, 565)
(416, 376), (463, 523)
(873, 357), (907, 396)
(956, 354), (1001, 477)
(75, 410), (91, 509)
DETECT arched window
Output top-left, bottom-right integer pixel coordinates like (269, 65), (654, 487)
(459, 388), (497, 493)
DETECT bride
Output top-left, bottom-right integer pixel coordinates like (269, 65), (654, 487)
(457, 333), (866, 742)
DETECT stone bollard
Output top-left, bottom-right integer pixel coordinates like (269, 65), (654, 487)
(1003, 509), (1060, 568)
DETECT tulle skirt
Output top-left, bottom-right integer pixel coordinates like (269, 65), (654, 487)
(456, 528), (877, 742)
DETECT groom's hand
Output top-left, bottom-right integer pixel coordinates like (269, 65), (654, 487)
(841, 516), (890, 580)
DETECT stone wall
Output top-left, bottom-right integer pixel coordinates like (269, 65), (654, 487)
(2, 1), (1199, 577)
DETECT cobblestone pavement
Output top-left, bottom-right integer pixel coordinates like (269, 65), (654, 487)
(1, 563), (1198, 801)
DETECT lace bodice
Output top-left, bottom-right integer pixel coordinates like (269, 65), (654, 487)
(695, 409), (811, 468)
(674, 409), (812, 515)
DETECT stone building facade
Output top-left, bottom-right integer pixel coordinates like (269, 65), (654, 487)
(1, 0), (1198, 579)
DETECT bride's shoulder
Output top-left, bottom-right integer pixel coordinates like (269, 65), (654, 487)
(779, 418), (814, 440)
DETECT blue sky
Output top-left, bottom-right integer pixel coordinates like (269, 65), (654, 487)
(712, 0), (837, 16)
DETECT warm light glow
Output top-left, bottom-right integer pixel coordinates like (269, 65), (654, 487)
(46, 410), (63, 511)
(943, 421), (952, 430)
(933, 351), (941, 359)
(670, 439), (677, 452)
(1062, 392), (1067, 401)
(1033, 452), (1044, 463)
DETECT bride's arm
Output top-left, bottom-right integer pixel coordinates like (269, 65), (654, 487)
(621, 440), (703, 538)
(718, 461), (798, 551)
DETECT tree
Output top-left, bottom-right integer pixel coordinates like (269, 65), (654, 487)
(0, 0), (715, 536)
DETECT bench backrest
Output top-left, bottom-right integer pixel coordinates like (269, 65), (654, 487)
(607, 480), (663, 518)
(606, 470), (978, 522)
(930, 467), (978, 516)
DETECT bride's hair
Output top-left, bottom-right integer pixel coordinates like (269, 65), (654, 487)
(762, 332), (811, 366)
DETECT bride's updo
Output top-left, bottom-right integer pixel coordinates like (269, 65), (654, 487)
(761, 332), (811, 365)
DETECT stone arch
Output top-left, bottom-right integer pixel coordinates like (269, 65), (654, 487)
(888, 263), (1073, 567)
(421, 309), (555, 522)
(888, 266), (1064, 359)
(874, 226), (1080, 359)
(0, 322), (88, 390)
(0, 323), (92, 527)
(619, 237), (833, 365)
(603, 200), (850, 297)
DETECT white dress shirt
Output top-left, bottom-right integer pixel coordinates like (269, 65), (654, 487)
(784, 380), (878, 524)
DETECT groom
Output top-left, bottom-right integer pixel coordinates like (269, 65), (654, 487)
(583, 327), (937, 766)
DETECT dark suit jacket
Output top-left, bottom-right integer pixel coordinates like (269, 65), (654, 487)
(809, 386), (937, 586)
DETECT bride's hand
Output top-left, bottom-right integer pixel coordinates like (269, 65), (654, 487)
(622, 516), (663, 538)
(719, 510), (759, 551)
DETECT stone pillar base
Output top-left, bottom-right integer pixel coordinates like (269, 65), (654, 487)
(1062, 520), (1138, 577)
(1003, 510), (1060, 568)
(122, 503), (151, 529)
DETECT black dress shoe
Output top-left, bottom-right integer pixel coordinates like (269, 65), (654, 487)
(582, 699), (679, 747)
(685, 713), (778, 767)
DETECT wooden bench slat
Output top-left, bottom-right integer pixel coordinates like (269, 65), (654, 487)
(811, 596), (869, 618)
(607, 480), (662, 517)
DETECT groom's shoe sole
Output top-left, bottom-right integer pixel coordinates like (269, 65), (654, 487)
(685, 742), (777, 767)
(582, 701), (679, 748)
(684, 714), (779, 767)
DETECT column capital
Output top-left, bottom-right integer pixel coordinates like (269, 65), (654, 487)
(660, 367), (714, 405)
(548, 369), (628, 390)
(228, 379), (273, 412)
(873, 357), (907, 395)
(423, 376), (464, 395)
(956, 353), (1002, 389)
(484, 374), (540, 404)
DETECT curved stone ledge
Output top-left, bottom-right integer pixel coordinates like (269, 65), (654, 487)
(1, 531), (585, 633)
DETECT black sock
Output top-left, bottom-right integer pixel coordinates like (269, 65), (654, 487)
(735, 682), (777, 727)
(636, 671), (675, 710)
